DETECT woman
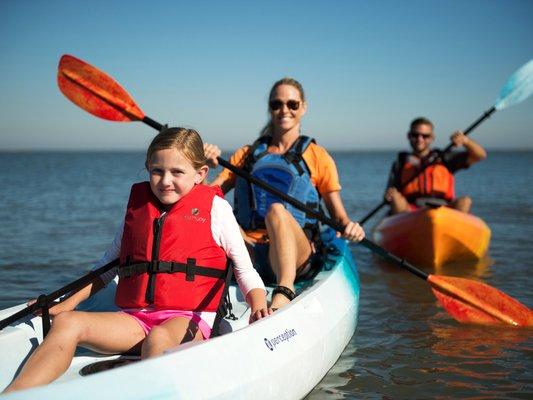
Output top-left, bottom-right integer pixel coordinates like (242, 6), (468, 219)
(204, 78), (365, 310)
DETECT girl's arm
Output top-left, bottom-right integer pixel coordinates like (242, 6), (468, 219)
(45, 278), (105, 316)
(211, 196), (271, 322)
(246, 288), (270, 322)
(322, 191), (365, 242)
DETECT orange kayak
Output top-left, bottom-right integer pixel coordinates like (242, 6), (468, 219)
(373, 206), (491, 268)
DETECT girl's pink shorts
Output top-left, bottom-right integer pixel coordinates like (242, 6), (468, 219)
(122, 309), (212, 339)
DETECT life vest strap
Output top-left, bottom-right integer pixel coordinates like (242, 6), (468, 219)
(118, 260), (226, 280)
(211, 260), (237, 338)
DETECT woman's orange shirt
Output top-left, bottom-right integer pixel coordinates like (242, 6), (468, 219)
(216, 141), (342, 195)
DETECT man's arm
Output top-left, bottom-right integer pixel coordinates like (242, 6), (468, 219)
(450, 131), (487, 166)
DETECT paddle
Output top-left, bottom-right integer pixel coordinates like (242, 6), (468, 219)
(0, 259), (119, 334)
(359, 59), (533, 225)
(57, 54), (533, 327)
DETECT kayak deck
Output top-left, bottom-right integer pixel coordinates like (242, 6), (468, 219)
(373, 206), (491, 268)
(0, 237), (359, 399)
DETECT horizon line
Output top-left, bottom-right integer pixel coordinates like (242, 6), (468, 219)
(1, 147), (532, 153)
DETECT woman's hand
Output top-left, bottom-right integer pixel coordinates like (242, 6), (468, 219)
(203, 143), (221, 168)
(338, 220), (365, 242)
(249, 307), (273, 323)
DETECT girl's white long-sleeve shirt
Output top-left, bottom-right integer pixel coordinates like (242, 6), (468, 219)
(93, 195), (266, 326)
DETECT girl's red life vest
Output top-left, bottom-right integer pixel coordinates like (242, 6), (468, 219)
(115, 182), (228, 311)
(399, 153), (455, 203)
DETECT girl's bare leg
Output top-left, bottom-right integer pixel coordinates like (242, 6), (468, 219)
(4, 311), (145, 393)
(141, 316), (204, 358)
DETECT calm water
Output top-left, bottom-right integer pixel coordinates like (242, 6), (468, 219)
(1, 151), (532, 399)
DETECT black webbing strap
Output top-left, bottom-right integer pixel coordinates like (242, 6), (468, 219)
(211, 260), (237, 338)
(282, 135), (307, 175)
(118, 259), (226, 280)
(238, 137), (270, 225)
(243, 136), (270, 172)
(283, 151), (304, 175)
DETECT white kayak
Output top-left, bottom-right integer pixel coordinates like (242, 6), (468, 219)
(0, 234), (359, 400)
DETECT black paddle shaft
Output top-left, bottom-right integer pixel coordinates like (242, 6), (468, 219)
(140, 116), (430, 280)
(358, 106), (496, 225)
(142, 116), (164, 131)
(216, 158), (430, 280)
(0, 259), (119, 332)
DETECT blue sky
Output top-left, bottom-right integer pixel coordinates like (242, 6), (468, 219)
(1, 0), (532, 151)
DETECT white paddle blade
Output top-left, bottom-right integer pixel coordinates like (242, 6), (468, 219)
(495, 59), (533, 110)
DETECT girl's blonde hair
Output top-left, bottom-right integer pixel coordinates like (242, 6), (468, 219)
(146, 127), (206, 170)
(259, 77), (306, 137)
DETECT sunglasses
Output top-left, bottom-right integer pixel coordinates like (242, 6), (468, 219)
(409, 131), (433, 139)
(269, 99), (301, 111)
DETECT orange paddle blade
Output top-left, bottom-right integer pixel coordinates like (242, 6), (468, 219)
(58, 54), (144, 122)
(428, 275), (533, 327)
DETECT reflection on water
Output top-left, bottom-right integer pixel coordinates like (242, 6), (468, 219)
(307, 249), (532, 399)
(309, 246), (533, 399)
(429, 323), (531, 359)
(306, 341), (356, 400)
(427, 323), (532, 396)
(433, 256), (494, 279)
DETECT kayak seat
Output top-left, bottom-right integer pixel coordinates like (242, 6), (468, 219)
(415, 197), (448, 208)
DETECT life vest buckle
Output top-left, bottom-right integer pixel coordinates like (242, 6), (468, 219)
(149, 260), (160, 273)
(121, 266), (133, 278)
(186, 258), (196, 281)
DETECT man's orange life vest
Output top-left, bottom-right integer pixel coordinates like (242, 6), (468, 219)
(115, 182), (228, 311)
(398, 151), (455, 203)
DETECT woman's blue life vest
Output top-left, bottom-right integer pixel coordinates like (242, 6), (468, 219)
(233, 135), (321, 233)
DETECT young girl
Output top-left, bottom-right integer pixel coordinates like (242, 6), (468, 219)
(4, 127), (270, 393)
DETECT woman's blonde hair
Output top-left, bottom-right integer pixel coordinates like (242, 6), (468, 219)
(146, 127), (206, 170)
(259, 77), (306, 137)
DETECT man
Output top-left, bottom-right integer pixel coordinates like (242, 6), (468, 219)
(385, 117), (487, 214)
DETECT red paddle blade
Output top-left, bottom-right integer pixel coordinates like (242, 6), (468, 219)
(58, 54), (144, 122)
(428, 275), (533, 327)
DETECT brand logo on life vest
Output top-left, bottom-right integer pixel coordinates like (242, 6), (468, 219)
(183, 208), (206, 223)
(264, 328), (297, 351)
